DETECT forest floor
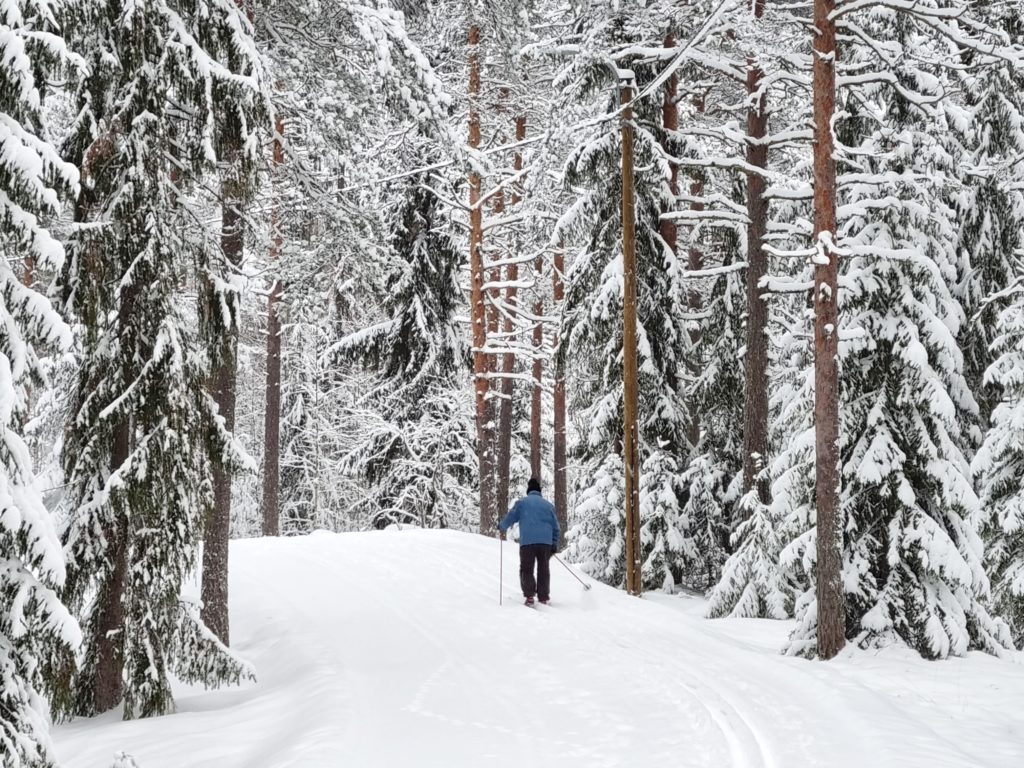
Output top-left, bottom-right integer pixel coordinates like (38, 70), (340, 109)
(54, 528), (1024, 767)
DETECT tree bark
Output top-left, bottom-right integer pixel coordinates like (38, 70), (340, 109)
(202, 187), (243, 646)
(552, 246), (568, 545)
(660, 36), (679, 260)
(495, 113), (527, 515)
(743, 1), (771, 508)
(468, 23), (496, 534)
(530, 276), (543, 481)
(812, 0), (846, 660)
(262, 117), (285, 537)
(686, 92), (706, 449)
(92, 412), (131, 714)
(621, 79), (642, 596)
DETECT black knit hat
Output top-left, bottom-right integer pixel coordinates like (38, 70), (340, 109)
(527, 477), (542, 493)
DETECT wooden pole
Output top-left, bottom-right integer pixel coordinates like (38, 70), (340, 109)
(620, 75), (642, 596)
(812, 0), (845, 659)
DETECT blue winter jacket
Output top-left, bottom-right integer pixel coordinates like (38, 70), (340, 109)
(499, 491), (560, 547)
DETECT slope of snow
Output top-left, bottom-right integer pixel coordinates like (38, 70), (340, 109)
(54, 528), (1024, 767)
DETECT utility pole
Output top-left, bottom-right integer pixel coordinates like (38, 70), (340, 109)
(812, 0), (845, 659)
(620, 73), (642, 596)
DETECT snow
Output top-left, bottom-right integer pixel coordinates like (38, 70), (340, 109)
(53, 529), (1024, 768)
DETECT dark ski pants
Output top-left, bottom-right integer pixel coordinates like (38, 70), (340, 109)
(519, 544), (553, 601)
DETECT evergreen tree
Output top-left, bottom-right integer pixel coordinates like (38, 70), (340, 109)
(57, 0), (266, 718)
(334, 179), (476, 530)
(974, 294), (1024, 646)
(0, 0), (81, 761)
(967, 2), (1024, 649)
(781, 7), (1015, 658)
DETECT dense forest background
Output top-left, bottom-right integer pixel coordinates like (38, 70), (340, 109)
(4, 0), (1024, 765)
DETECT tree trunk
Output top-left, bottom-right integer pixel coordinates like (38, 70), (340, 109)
(468, 23), (496, 534)
(202, 189), (243, 645)
(660, 36), (679, 260)
(621, 79), (642, 596)
(686, 92), (706, 449)
(812, 0), (845, 660)
(92, 418), (130, 714)
(552, 246), (568, 545)
(530, 277), (543, 480)
(495, 113), (527, 515)
(262, 117), (285, 538)
(743, 1), (771, 508)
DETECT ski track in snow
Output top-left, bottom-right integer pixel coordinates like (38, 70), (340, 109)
(54, 528), (1024, 767)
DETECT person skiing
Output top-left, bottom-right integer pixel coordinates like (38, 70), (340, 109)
(499, 477), (560, 606)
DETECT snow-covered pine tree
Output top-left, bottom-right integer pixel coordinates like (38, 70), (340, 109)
(0, 0), (82, 762)
(974, 291), (1024, 646)
(333, 178), (476, 530)
(57, 0), (267, 718)
(967, 3), (1024, 649)
(558, 4), (696, 591)
(951, 2), (1024, 432)
(781, 4), (1017, 659)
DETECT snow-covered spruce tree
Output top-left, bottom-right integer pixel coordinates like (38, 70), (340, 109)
(559, 6), (696, 591)
(780, 6), (1017, 658)
(974, 292), (1024, 646)
(967, 4), (1024, 649)
(951, 3), (1024, 432)
(57, 0), (266, 718)
(333, 179), (476, 530)
(0, 0), (82, 762)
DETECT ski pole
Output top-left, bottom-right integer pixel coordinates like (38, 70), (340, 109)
(498, 532), (503, 605)
(553, 554), (592, 590)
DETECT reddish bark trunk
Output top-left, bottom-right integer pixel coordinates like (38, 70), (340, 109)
(552, 246), (568, 544)
(812, 0), (845, 660)
(530, 283), (543, 481)
(468, 24), (496, 533)
(621, 81), (642, 596)
(495, 113), (527, 515)
(687, 93), (706, 449)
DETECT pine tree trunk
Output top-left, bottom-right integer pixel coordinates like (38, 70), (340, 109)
(203, 191), (243, 646)
(743, 2), (771, 507)
(495, 113), (527, 515)
(262, 118), (285, 538)
(530, 281), (543, 480)
(686, 92), (706, 449)
(552, 246), (568, 544)
(660, 36), (679, 260)
(812, 0), (846, 660)
(468, 23), (496, 534)
(621, 79), (642, 596)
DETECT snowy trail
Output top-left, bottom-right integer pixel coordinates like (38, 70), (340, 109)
(54, 528), (1024, 767)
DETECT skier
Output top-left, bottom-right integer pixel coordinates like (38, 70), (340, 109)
(499, 477), (560, 606)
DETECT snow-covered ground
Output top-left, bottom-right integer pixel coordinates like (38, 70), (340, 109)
(54, 528), (1024, 767)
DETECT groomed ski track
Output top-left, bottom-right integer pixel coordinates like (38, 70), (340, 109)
(55, 528), (1024, 767)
